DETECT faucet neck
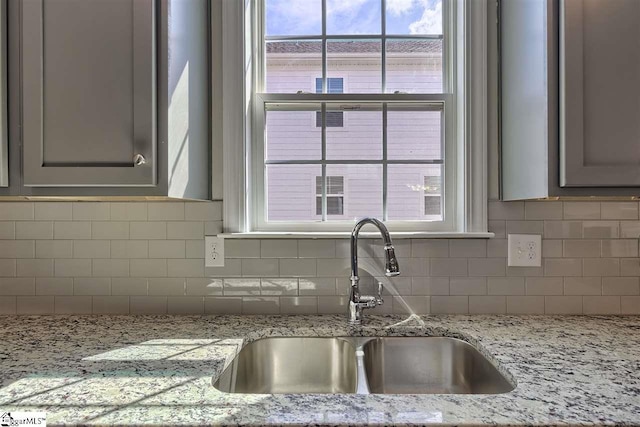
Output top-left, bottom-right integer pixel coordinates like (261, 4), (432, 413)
(350, 217), (392, 280)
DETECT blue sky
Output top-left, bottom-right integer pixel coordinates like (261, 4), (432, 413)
(266, 0), (442, 36)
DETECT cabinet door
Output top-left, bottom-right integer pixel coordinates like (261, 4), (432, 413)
(22, 0), (156, 187)
(560, 0), (640, 187)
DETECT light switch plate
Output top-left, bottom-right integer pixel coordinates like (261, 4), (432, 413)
(507, 234), (542, 267)
(205, 236), (224, 267)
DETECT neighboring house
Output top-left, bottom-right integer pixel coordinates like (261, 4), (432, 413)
(265, 40), (443, 222)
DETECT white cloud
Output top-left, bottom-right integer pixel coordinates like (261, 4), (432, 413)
(386, 0), (416, 16)
(409, 1), (442, 34)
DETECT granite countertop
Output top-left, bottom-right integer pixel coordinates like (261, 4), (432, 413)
(0, 315), (639, 426)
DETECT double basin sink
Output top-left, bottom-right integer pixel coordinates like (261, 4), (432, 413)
(213, 336), (515, 395)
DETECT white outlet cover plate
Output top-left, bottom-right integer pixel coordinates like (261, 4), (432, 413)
(507, 234), (542, 267)
(205, 235), (224, 267)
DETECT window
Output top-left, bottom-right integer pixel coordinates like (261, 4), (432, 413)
(218, 0), (489, 234)
(424, 175), (442, 216)
(316, 176), (344, 215)
(316, 78), (344, 127)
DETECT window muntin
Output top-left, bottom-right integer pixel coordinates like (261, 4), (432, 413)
(256, 0), (451, 231)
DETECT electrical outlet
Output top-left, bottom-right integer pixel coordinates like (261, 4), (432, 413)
(507, 234), (541, 267)
(205, 236), (224, 267)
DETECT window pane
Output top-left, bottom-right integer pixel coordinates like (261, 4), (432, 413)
(387, 164), (443, 221)
(387, 107), (442, 160)
(327, 40), (382, 93)
(266, 41), (322, 93)
(385, 39), (443, 93)
(266, 0), (322, 36)
(326, 104), (382, 160)
(266, 106), (322, 161)
(326, 0), (381, 35)
(326, 164), (383, 220)
(385, 0), (442, 35)
(267, 165), (322, 221)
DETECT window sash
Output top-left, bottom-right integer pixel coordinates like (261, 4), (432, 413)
(249, 0), (459, 232)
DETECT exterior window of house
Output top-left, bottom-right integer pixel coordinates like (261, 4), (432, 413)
(424, 175), (442, 216)
(316, 78), (343, 127)
(315, 175), (344, 215)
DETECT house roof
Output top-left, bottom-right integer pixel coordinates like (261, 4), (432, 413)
(266, 39), (442, 55)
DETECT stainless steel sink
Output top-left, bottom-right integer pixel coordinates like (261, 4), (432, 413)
(363, 337), (515, 394)
(213, 337), (357, 394)
(213, 336), (514, 395)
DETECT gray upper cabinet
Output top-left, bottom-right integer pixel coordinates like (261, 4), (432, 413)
(560, 0), (640, 187)
(0, 0), (7, 188)
(22, 0), (156, 187)
(4, 0), (210, 198)
(500, 0), (640, 200)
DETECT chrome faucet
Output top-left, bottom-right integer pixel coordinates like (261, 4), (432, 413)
(348, 218), (400, 324)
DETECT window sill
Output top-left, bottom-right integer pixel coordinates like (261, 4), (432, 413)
(218, 231), (495, 239)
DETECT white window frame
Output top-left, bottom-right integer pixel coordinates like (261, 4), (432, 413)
(218, 0), (488, 237)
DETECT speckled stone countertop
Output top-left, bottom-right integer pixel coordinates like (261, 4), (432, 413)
(0, 315), (639, 426)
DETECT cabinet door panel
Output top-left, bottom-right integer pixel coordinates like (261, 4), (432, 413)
(22, 0), (156, 187)
(560, 0), (640, 187)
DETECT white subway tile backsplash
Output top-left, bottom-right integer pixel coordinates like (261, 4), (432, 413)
(582, 221), (619, 238)
(166, 222), (203, 240)
(16, 222), (53, 240)
(487, 277), (525, 295)
(449, 240), (486, 258)
(73, 278), (111, 295)
(0, 203), (34, 221)
(129, 222), (166, 240)
(54, 222), (91, 240)
(430, 296), (468, 314)
(92, 222), (129, 240)
(280, 296), (317, 314)
(469, 296), (506, 314)
(545, 296), (582, 314)
(36, 240), (73, 259)
(35, 278), (73, 295)
(601, 202), (638, 220)
(506, 296), (545, 314)
(563, 202), (600, 220)
(55, 296), (92, 314)
(72, 202), (110, 221)
(55, 259), (92, 277)
(261, 240), (297, 258)
(564, 277), (601, 295)
(92, 296), (130, 314)
(298, 240), (335, 258)
(17, 296), (53, 314)
(204, 296), (242, 314)
(525, 277), (563, 295)
(583, 296), (621, 314)
(0, 199), (638, 315)
(280, 258), (316, 277)
(92, 259), (129, 277)
(35, 203), (72, 221)
(261, 278), (298, 295)
(450, 277), (487, 295)
(110, 203), (147, 221)
(602, 277), (639, 295)
(525, 201), (563, 220)
(0, 241), (34, 258)
(148, 240), (186, 258)
(17, 259), (54, 277)
(601, 240), (638, 258)
(582, 258), (620, 277)
(563, 240), (601, 258)
(73, 240), (111, 259)
(148, 202), (184, 221)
